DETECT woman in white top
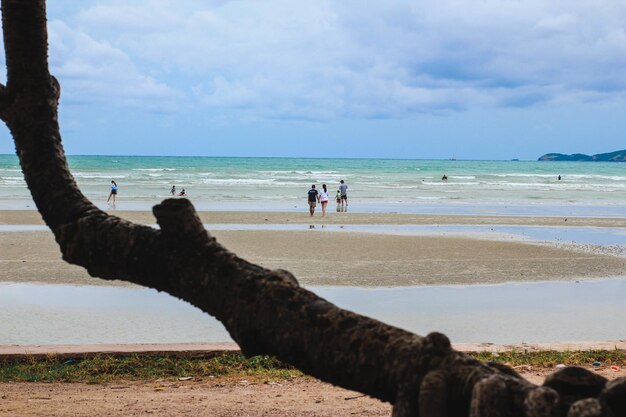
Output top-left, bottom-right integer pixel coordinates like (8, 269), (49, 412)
(318, 183), (329, 217)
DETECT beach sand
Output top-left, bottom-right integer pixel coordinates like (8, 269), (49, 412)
(3, 209), (626, 227)
(1, 210), (625, 287)
(3, 341), (625, 358)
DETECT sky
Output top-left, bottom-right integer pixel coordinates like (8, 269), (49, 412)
(1, 0), (625, 160)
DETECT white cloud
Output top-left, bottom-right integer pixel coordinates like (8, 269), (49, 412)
(42, 0), (626, 119)
(47, 20), (184, 112)
(75, 1), (186, 33)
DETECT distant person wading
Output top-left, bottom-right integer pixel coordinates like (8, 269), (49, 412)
(107, 180), (118, 204)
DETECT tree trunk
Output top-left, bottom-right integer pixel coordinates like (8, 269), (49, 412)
(0, 1), (623, 415)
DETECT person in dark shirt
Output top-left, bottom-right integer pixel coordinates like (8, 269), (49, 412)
(107, 180), (118, 204)
(307, 184), (319, 216)
(339, 180), (348, 211)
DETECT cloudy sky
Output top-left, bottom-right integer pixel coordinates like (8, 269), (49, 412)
(1, 0), (625, 159)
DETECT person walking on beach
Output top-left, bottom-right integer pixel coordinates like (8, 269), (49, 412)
(107, 180), (118, 204)
(319, 184), (330, 217)
(307, 184), (319, 216)
(170, 185), (176, 196)
(339, 180), (348, 211)
(336, 189), (342, 212)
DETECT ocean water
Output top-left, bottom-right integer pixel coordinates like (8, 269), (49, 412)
(1, 155), (625, 215)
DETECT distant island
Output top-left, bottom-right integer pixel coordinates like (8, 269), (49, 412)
(538, 149), (626, 162)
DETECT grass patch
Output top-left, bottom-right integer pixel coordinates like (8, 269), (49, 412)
(470, 349), (626, 368)
(0, 352), (302, 383)
(1, 349), (623, 383)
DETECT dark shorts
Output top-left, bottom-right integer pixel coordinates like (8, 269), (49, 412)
(341, 194), (347, 200)
(111, 190), (117, 195)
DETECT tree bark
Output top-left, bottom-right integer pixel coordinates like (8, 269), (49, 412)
(1, 1), (624, 415)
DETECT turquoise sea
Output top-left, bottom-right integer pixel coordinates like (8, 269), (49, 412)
(1, 155), (625, 215)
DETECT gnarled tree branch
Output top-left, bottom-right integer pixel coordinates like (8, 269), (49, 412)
(1, 1), (624, 415)
(0, 82), (8, 111)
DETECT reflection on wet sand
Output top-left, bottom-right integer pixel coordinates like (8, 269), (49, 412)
(1, 279), (625, 345)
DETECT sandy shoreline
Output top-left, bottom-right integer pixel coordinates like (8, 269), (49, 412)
(2, 209), (625, 287)
(2, 228), (626, 287)
(2, 209), (626, 227)
(2, 341), (624, 358)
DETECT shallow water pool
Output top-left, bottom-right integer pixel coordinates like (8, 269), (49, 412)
(1, 279), (624, 345)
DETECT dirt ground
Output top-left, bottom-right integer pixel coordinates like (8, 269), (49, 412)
(0, 378), (390, 417)
(1, 368), (624, 417)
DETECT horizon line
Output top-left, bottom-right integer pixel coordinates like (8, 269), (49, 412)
(0, 153), (536, 162)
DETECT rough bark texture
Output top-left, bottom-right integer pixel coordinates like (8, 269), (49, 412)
(1, 1), (624, 416)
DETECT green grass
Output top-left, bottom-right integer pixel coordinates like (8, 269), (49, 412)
(0, 352), (302, 383)
(470, 349), (625, 368)
(0, 349), (623, 383)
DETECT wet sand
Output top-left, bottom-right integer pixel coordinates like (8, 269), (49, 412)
(1, 210), (625, 287)
(2, 228), (626, 287)
(2, 209), (626, 227)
